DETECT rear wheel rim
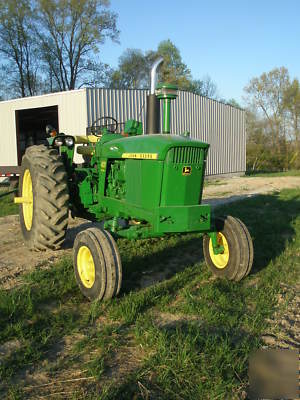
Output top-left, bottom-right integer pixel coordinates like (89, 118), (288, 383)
(22, 169), (33, 231)
(77, 246), (96, 288)
(209, 232), (229, 269)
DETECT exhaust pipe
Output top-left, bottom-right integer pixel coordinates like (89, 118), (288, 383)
(146, 57), (164, 134)
(150, 57), (163, 94)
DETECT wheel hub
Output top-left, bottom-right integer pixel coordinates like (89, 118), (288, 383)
(77, 246), (96, 288)
(209, 232), (229, 269)
(22, 169), (33, 231)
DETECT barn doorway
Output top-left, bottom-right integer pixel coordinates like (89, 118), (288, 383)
(15, 105), (59, 164)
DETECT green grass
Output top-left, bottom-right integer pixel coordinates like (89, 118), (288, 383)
(245, 169), (300, 177)
(0, 189), (18, 217)
(0, 189), (300, 399)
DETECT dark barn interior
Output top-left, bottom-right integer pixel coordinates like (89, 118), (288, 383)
(15, 105), (59, 164)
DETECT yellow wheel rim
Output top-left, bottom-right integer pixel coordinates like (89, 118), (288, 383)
(77, 246), (96, 288)
(209, 232), (230, 269)
(22, 169), (33, 231)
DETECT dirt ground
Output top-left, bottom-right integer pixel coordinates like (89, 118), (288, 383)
(0, 176), (299, 291)
(202, 175), (300, 206)
(261, 282), (299, 350)
(0, 216), (94, 290)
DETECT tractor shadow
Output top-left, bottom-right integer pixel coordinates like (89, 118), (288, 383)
(121, 236), (204, 293)
(63, 220), (104, 249)
(203, 193), (259, 208)
(65, 191), (299, 293)
(211, 191), (300, 275)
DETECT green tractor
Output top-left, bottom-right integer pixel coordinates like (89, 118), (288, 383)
(14, 59), (253, 301)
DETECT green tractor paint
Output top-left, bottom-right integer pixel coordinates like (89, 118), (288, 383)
(156, 83), (179, 133)
(15, 59), (253, 301)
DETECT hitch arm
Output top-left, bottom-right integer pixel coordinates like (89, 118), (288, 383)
(0, 188), (18, 199)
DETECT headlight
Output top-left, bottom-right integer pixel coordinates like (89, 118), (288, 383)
(65, 136), (75, 147)
(53, 137), (64, 146)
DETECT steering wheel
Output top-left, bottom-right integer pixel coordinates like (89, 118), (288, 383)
(91, 116), (118, 135)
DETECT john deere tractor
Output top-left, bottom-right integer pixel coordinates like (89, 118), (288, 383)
(14, 58), (253, 301)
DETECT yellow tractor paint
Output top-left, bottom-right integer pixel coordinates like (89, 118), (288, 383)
(182, 166), (192, 175)
(18, 169), (33, 231)
(208, 232), (229, 269)
(77, 245), (96, 288)
(122, 153), (158, 160)
(74, 135), (100, 144)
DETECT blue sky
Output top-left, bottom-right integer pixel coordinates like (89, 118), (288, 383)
(100, 0), (300, 104)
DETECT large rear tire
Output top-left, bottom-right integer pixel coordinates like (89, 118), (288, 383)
(203, 216), (253, 281)
(18, 145), (69, 250)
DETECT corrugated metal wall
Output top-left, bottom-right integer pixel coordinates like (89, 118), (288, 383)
(86, 88), (245, 176)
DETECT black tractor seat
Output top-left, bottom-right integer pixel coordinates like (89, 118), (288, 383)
(76, 145), (95, 156)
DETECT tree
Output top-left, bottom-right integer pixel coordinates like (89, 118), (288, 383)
(109, 40), (194, 90)
(0, 0), (119, 98)
(36, 0), (119, 91)
(283, 78), (300, 168)
(109, 40), (218, 94)
(245, 109), (274, 171)
(226, 98), (241, 108)
(190, 75), (218, 98)
(109, 48), (149, 89)
(244, 67), (300, 171)
(78, 61), (113, 88)
(0, 0), (39, 97)
(244, 67), (290, 154)
(152, 40), (192, 90)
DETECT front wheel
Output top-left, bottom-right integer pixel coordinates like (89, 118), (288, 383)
(73, 227), (122, 301)
(203, 216), (254, 281)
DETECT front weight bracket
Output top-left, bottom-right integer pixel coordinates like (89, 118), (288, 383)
(207, 231), (224, 255)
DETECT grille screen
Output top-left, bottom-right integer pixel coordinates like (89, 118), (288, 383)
(171, 147), (204, 164)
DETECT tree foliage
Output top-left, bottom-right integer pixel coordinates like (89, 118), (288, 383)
(226, 98), (241, 108)
(154, 39), (192, 90)
(244, 67), (300, 171)
(0, 0), (39, 97)
(108, 39), (219, 99)
(0, 0), (118, 98)
(109, 48), (149, 89)
(190, 76), (218, 98)
(36, 0), (119, 91)
(283, 78), (300, 168)
(245, 67), (290, 153)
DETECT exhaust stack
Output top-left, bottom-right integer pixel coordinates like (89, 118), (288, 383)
(150, 57), (164, 94)
(146, 57), (163, 134)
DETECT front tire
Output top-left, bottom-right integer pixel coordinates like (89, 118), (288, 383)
(203, 216), (253, 281)
(73, 228), (122, 301)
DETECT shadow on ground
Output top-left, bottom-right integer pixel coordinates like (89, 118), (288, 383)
(63, 221), (104, 249)
(203, 193), (258, 207)
(216, 192), (300, 275)
(64, 191), (300, 292)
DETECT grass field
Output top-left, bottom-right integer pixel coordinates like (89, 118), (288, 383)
(0, 189), (299, 399)
(0, 189), (18, 217)
(245, 169), (300, 177)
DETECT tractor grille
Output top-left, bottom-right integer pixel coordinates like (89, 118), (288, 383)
(171, 146), (204, 164)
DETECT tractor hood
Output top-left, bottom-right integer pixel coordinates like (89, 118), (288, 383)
(97, 134), (209, 161)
